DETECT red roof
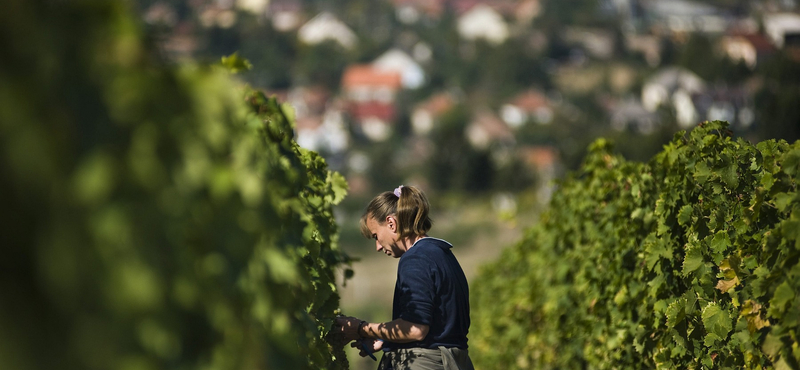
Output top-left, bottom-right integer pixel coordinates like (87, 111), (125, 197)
(510, 89), (549, 112)
(342, 65), (402, 89)
(348, 101), (396, 121)
(391, 0), (445, 17)
(519, 146), (559, 170)
(416, 92), (455, 116)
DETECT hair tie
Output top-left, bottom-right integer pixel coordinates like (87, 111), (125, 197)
(393, 185), (404, 198)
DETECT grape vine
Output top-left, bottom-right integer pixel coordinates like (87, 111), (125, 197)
(0, 1), (350, 369)
(471, 121), (800, 369)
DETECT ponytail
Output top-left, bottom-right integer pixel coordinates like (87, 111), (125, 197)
(360, 185), (433, 239)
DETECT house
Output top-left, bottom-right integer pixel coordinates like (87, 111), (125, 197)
(411, 92), (457, 135)
(720, 33), (775, 69)
(281, 86), (350, 158)
(607, 97), (660, 134)
(391, 0), (445, 24)
(372, 49), (426, 89)
(642, 67), (706, 128)
(625, 33), (661, 67)
(645, 0), (730, 34)
(500, 89), (553, 128)
(286, 86), (330, 120)
(517, 145), (560, 202)
(268, 0), (304, 31)
(564, 27), (615, 60)
(456, 4), (509, 45)
(237, 0), (269, 15)
(143, 2), (177, 26)
(294, 109), (350, 158)
(341, 65), (403, 141)
(465, 110), (514, 150)
(514, 0), (542, 25)
(763, 13), (800, 48)
(298, 12), (357, 49)
(693, 86), (756, 130)
(158, 22), (199, 61)
(199, 5), (238, 28)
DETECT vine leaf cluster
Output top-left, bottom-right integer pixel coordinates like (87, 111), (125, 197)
(472, 121), (800, 369)
(0, 1), (351, 369)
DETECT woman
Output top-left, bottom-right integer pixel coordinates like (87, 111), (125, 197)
(336, 185), (474, 370)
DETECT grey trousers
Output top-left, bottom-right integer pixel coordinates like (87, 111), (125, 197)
(377, 347), (475, 370)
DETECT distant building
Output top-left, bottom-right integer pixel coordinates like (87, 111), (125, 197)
(563, 27), (615, 60)
(645, 0), (730, 34)
(465, 110), (514, 150)
(391, 0), (445, 23)
(411, 92), (457, 135)
(341, 65), (403, 141)
(625, 34), (661, 67)
(517, 145), (560, 203)
(514, 0), (542, 25)
(237, 0), (269, 15)
(284, 86), (349, 156)
(763, 13), (800, 48)
(298, 12), (357, 49)
(720, 33), (775, 69)
(143, 2), (177, 27)
(199, 5), (238, 28)
(294, 109), (350, 156)
(372, 49), (426, 89)
(694, 86), (756, 130)
(456, 4), (509, 44)
(607, 97), (659, 134)
(500, 89), (553, 128)
(642, 67), (706, 128)
(268, 0), (304, 31)
(158, 22), (199, 61)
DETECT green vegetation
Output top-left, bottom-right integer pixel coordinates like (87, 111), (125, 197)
(0, 1), (349, 370)
(471, 121), (800, 369)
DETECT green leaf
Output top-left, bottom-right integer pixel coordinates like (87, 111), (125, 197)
(721, 163), (739, 189)
(768, 281), (796, 319)
(709, 232), (730, 262)
(773, 192), (795, 213)
(666, 298), (686, 328)
(762, 332), (783, 359)
(702, 302), (732, 342)
(219, 52), (253, 73)
(327, 171), (348, 205)
(775, 358), (793, 370)
(782, 148), (800, 175)
(683, 246), (704, 276)
(677, 205), (693, 225)
(761, 172), (775, 191)
(694, 161), (712, 183)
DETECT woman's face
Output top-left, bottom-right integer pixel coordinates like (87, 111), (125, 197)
(365, 216), (405, 258)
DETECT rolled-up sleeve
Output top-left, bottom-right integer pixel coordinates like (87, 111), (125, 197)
(396, 255), (435, 326)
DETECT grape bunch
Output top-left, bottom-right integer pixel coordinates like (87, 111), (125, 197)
(324, 328), (350, 370)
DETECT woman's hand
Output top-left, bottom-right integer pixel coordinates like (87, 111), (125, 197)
(335, 315), (363, 341)
(351, 338), (384, 358)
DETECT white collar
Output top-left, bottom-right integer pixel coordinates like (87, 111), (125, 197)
(411, 237), (453, 248)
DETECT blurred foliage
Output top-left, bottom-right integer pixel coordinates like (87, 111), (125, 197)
(471, 121), (800, 369)
(0, 1), (351, 369)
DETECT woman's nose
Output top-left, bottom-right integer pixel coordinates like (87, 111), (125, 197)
(375, 240), (382, 252)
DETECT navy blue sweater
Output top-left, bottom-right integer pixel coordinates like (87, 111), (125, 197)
(388, 237), (470, 350)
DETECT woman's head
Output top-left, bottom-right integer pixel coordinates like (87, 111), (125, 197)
(360, 185), (432, 240)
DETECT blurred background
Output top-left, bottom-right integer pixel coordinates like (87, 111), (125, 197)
(130, 0), (800, 368)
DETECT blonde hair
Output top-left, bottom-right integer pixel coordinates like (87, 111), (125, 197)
(360, 185), (433, 239)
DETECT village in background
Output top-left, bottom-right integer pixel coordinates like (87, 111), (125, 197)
(135, 0), (800, 208)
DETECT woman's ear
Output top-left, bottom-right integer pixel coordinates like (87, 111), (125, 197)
(386, 215), (397, 232)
